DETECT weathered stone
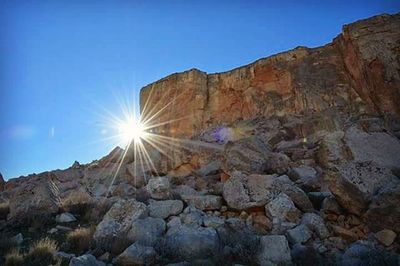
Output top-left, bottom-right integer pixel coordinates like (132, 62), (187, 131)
(94, 199), (147, 251)
(182, 207), (204, 226)
(374, 229), (396, 247)
(148, 200), (183, 219)
(330, 225), (358, 242)
(223, 137), (270, 174)
(8, 177), (61, 222)
(11, 233), (23, 245)
(56, 212), (77, 223)
(344, 126), (400, 170)
(321, 196), (342, 214)
(181, 195), (222, 211)
(326, 161), (399, 215)
(365, 183), (400, 233)
(286, 224), (312, 244)
(291, 244), (322, 266)
(257, 235), (292, 266)
(127, 217), (166, 246)
(223, 172), (312, 212)
(252, 214), (272, 234)
(288, 166), (320, 191)
(301, 213), (329, 239)
(165, 224), (219, 261)
(266, 193), (301, 224)
(115, 243), (157, 266)
(69, 254), (105, 266)
(146, 176), (171, 200)
(167, 216), (181, 229)
(340, 241), (399, 266)
(203, 215), (225, 228)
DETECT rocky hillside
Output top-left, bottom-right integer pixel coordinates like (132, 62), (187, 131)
(1, 13), (400, 266)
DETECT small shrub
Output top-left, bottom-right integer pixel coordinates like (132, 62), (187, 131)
(0, 202), (10, 220)
(61, 191), (92, 216)
(0, 237), (17, 258)
(25, 238), (58, 266)
(5, 249), (24, 266)
(66, 227), (93, 254)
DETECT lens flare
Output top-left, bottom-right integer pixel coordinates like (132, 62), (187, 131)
(118, 119), (146, 143)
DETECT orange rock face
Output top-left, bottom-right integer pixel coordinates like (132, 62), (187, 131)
(140, 13), (400, 138)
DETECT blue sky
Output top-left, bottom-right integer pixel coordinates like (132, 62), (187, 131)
(1, 0), (399, 180)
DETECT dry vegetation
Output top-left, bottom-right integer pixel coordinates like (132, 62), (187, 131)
(0, 201), (10, 220)
(61, 191), (92, 216)
(25, 238), (58, 266)
(66, 227), (93, 254)
(4, 249), (24, 266)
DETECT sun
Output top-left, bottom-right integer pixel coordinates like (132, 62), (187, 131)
(118, 118), (146, 143)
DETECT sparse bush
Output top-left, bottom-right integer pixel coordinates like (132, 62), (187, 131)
(66, 227), (93, 254)
(0, 237), (17, 258)
(25, 238), (58, 266)
(0, 201), (10, 220)
(61, 191), (92, 216)
(5, 249), (24, 266)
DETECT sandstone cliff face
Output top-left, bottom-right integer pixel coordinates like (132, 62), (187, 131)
(140, 13), (400, 138)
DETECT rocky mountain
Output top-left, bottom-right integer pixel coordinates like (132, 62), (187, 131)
(1, 13), (400, 266)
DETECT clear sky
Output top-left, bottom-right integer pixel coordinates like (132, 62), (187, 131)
(1, 0), (399, 180)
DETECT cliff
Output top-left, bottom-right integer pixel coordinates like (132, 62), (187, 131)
(140, 13), (400, 138)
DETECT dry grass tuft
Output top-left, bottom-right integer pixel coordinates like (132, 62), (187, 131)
(0, 201), (10, 220)
(66, 227), (93, 254)
(25, 238), (58, 266)
(4, 249), (24, 266)
(61, 191), (92, 216)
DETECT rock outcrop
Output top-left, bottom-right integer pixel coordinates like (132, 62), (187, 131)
(140, 13), (400, 138)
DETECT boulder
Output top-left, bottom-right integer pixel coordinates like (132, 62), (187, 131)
(127, 217), (166, 246)
(252, 214), (272, 234)
(340, 241), (398, 266)
(165, 224), (219, 261)
(167, 216), (182, 229)
(321, 196), (342, 214)
(223, 172), (312, 212)
(56, 212), (77, 223)
(148, 200), (183, 219)
(146, 176), (171, 200)
(365, 183), (400, 233)
(266, 193), (301, 224)
(115, 243), (157, 266)
(181, 195), (222, 211)
(374, 229), (396, 246)
(257, 235), (292, 266)
(301, 213), (329, 239)
(216, 218), (260, 264)
(223, 137), (270, 174)
(94, 199), (147, 251)
(182, 206), (204, 226)
(288, 166), (320, 191)
(286, 224), (312, 244)
(8, 178), (61, 222)
(203, 215), (225, 228)
(344, 126), (400, 170)
(291, 244), (322, 266)
(69, 254), (105, 266)
(326, 161), (398, 215)
(273, 175), (313, 212)
(11, 233), (23, 245)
